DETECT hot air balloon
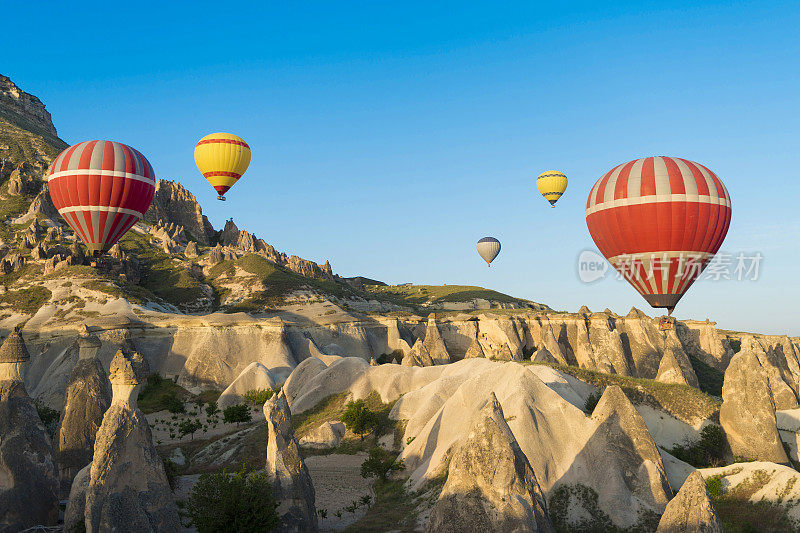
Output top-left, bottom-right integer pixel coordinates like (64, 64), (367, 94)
(194, 133), (251, 201)
(585, 156), (732, 314)
(477, 237), (501, 267)
(537, 170), (568, 207)
(48, 140), (156, 258)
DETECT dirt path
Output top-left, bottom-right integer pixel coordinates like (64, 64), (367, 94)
(306, 453), (375, 531)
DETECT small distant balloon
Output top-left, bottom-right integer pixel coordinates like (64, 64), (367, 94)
(537, 170), (568, 207)
(48, 140), (156, 257)
(194, 133), (251, 201)
(477, 237), (501, 267)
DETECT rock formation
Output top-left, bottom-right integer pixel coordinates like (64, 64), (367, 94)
(63, 464), (91, 533)
(217, 361), (278, 410)
(0, 327), (59, 531)
(426, 393), (554, 532)
(298, 420), (346, 449)
(402, 338), (434, 367)
(423, 315), (451, 365)
(144, 179), (215, 244)
(720, 349), (789, 464)
(56, 327), (111, 494)
(655, 347), (700, 387)
(656, 471), (722, 533)
(264, 390), (318, 532)
(84, 350), (179, 532)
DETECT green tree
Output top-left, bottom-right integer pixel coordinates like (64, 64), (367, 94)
(179, 419), (203, 440)
(360, 447), (404, 482)
(186, 465), (280, 533)
(205, 401), (219, 418)
(223, 404), (252, 425)
(341, 399), (376, 440)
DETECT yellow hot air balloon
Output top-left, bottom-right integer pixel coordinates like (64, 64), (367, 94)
(194, 133), (251, 201)
(537, 170), (568, 207)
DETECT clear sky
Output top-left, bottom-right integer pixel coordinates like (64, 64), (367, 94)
(5, 1), (799, 334)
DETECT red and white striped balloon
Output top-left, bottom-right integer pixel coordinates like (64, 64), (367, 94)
(48, 141), (156, 256)
(586, 156), (732, 313)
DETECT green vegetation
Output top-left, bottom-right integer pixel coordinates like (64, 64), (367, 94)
(343, 479), (419, 532)
(208, 254), (356, 313)
(360, 447), (404, 482)
(179, 419), (203, 440)
(706, 472), (798, 532)
(223, 404), (252, 425)
(526, 360), (720, 424)
(0, 285), (51, 314)
(118, 230), (206, 308)
(185, 465), (280, 533)
(34, 400), (60, 440)
(242, 388), (275, 405)
(669, 425), (727, 467)
(583, 390), (602, 414)
(205, 401), (220, 418)
(341, 399), (379, 440)
(138, 373), (191, 414)
(687, 354), (724, 397)
(549, 483), (659, 532)
(364, 283), (528, 308)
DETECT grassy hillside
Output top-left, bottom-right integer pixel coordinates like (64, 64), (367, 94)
(364, 283), (531, 307)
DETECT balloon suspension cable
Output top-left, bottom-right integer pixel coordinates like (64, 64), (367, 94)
(666, 307), (674, 316)
(217, 195), (227, 201)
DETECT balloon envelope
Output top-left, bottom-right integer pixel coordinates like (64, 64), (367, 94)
(194, 132), (251, 199)
(48, 140), (156, 256)
(477, 237), (501, 266)
(585, 156), (732, 312)
(537, 170), (568, 207)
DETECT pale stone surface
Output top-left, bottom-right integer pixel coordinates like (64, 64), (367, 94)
(217, 361), (278, 410)
(299, 420), (345, 449)
(656, 471), (722, 533)
(265, 390), (317, 532)
(426, 393), (554, 532)
(720, 349), (789, 464)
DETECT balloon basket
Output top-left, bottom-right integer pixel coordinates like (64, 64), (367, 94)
(217, 195), (226, 201)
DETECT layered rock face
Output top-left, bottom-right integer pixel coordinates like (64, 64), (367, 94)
(656, 471), (722, 533)
(144, 179), (215, 244)
(84, 351), (179, 532)
(720, 348), (789, 464)
(426, 393), (554, 533)
(264, 390), (317, 532)
(0, 74), (58, 137)
(0, 328), (59, 532)
(56, 330), (111, 494)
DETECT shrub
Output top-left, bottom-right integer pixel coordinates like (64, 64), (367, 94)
(584, 390), (602, 414)
(205, 401), (219, 418)
(186, 465), (280, 533)
(179, 419), (203, 440)
(360, 447), (404, 482)
(341, 399), (377, 440)
(223, 404), (252, 425)
(243, 389), (274, 405)
(166, 394), (186, 414)
(669, 425), (727, 468)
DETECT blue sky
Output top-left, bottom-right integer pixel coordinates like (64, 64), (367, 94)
(5, 1), (799, 334)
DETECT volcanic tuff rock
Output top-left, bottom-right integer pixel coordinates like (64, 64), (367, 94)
(0, 74), (58, 137)
(264, 390), (318, 532)
(84, 351), (179, 532)
(56, 330), (111, 493)
(299, 420), (346, 449)
(217, 361), (278, 410)
(0, 328), (59, 532)
(63, 464), (91, 533)
(719, 348), (789, 464)
(656, 471), (722, 533)
(144, 179), (215, 244)
(426, 393), (554, 533)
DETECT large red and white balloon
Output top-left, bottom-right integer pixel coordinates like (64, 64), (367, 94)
(48, 141), (156, 256)
(586, 156), (732, 313)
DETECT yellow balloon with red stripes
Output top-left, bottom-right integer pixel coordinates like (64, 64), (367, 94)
(194, 132), (251, 201)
